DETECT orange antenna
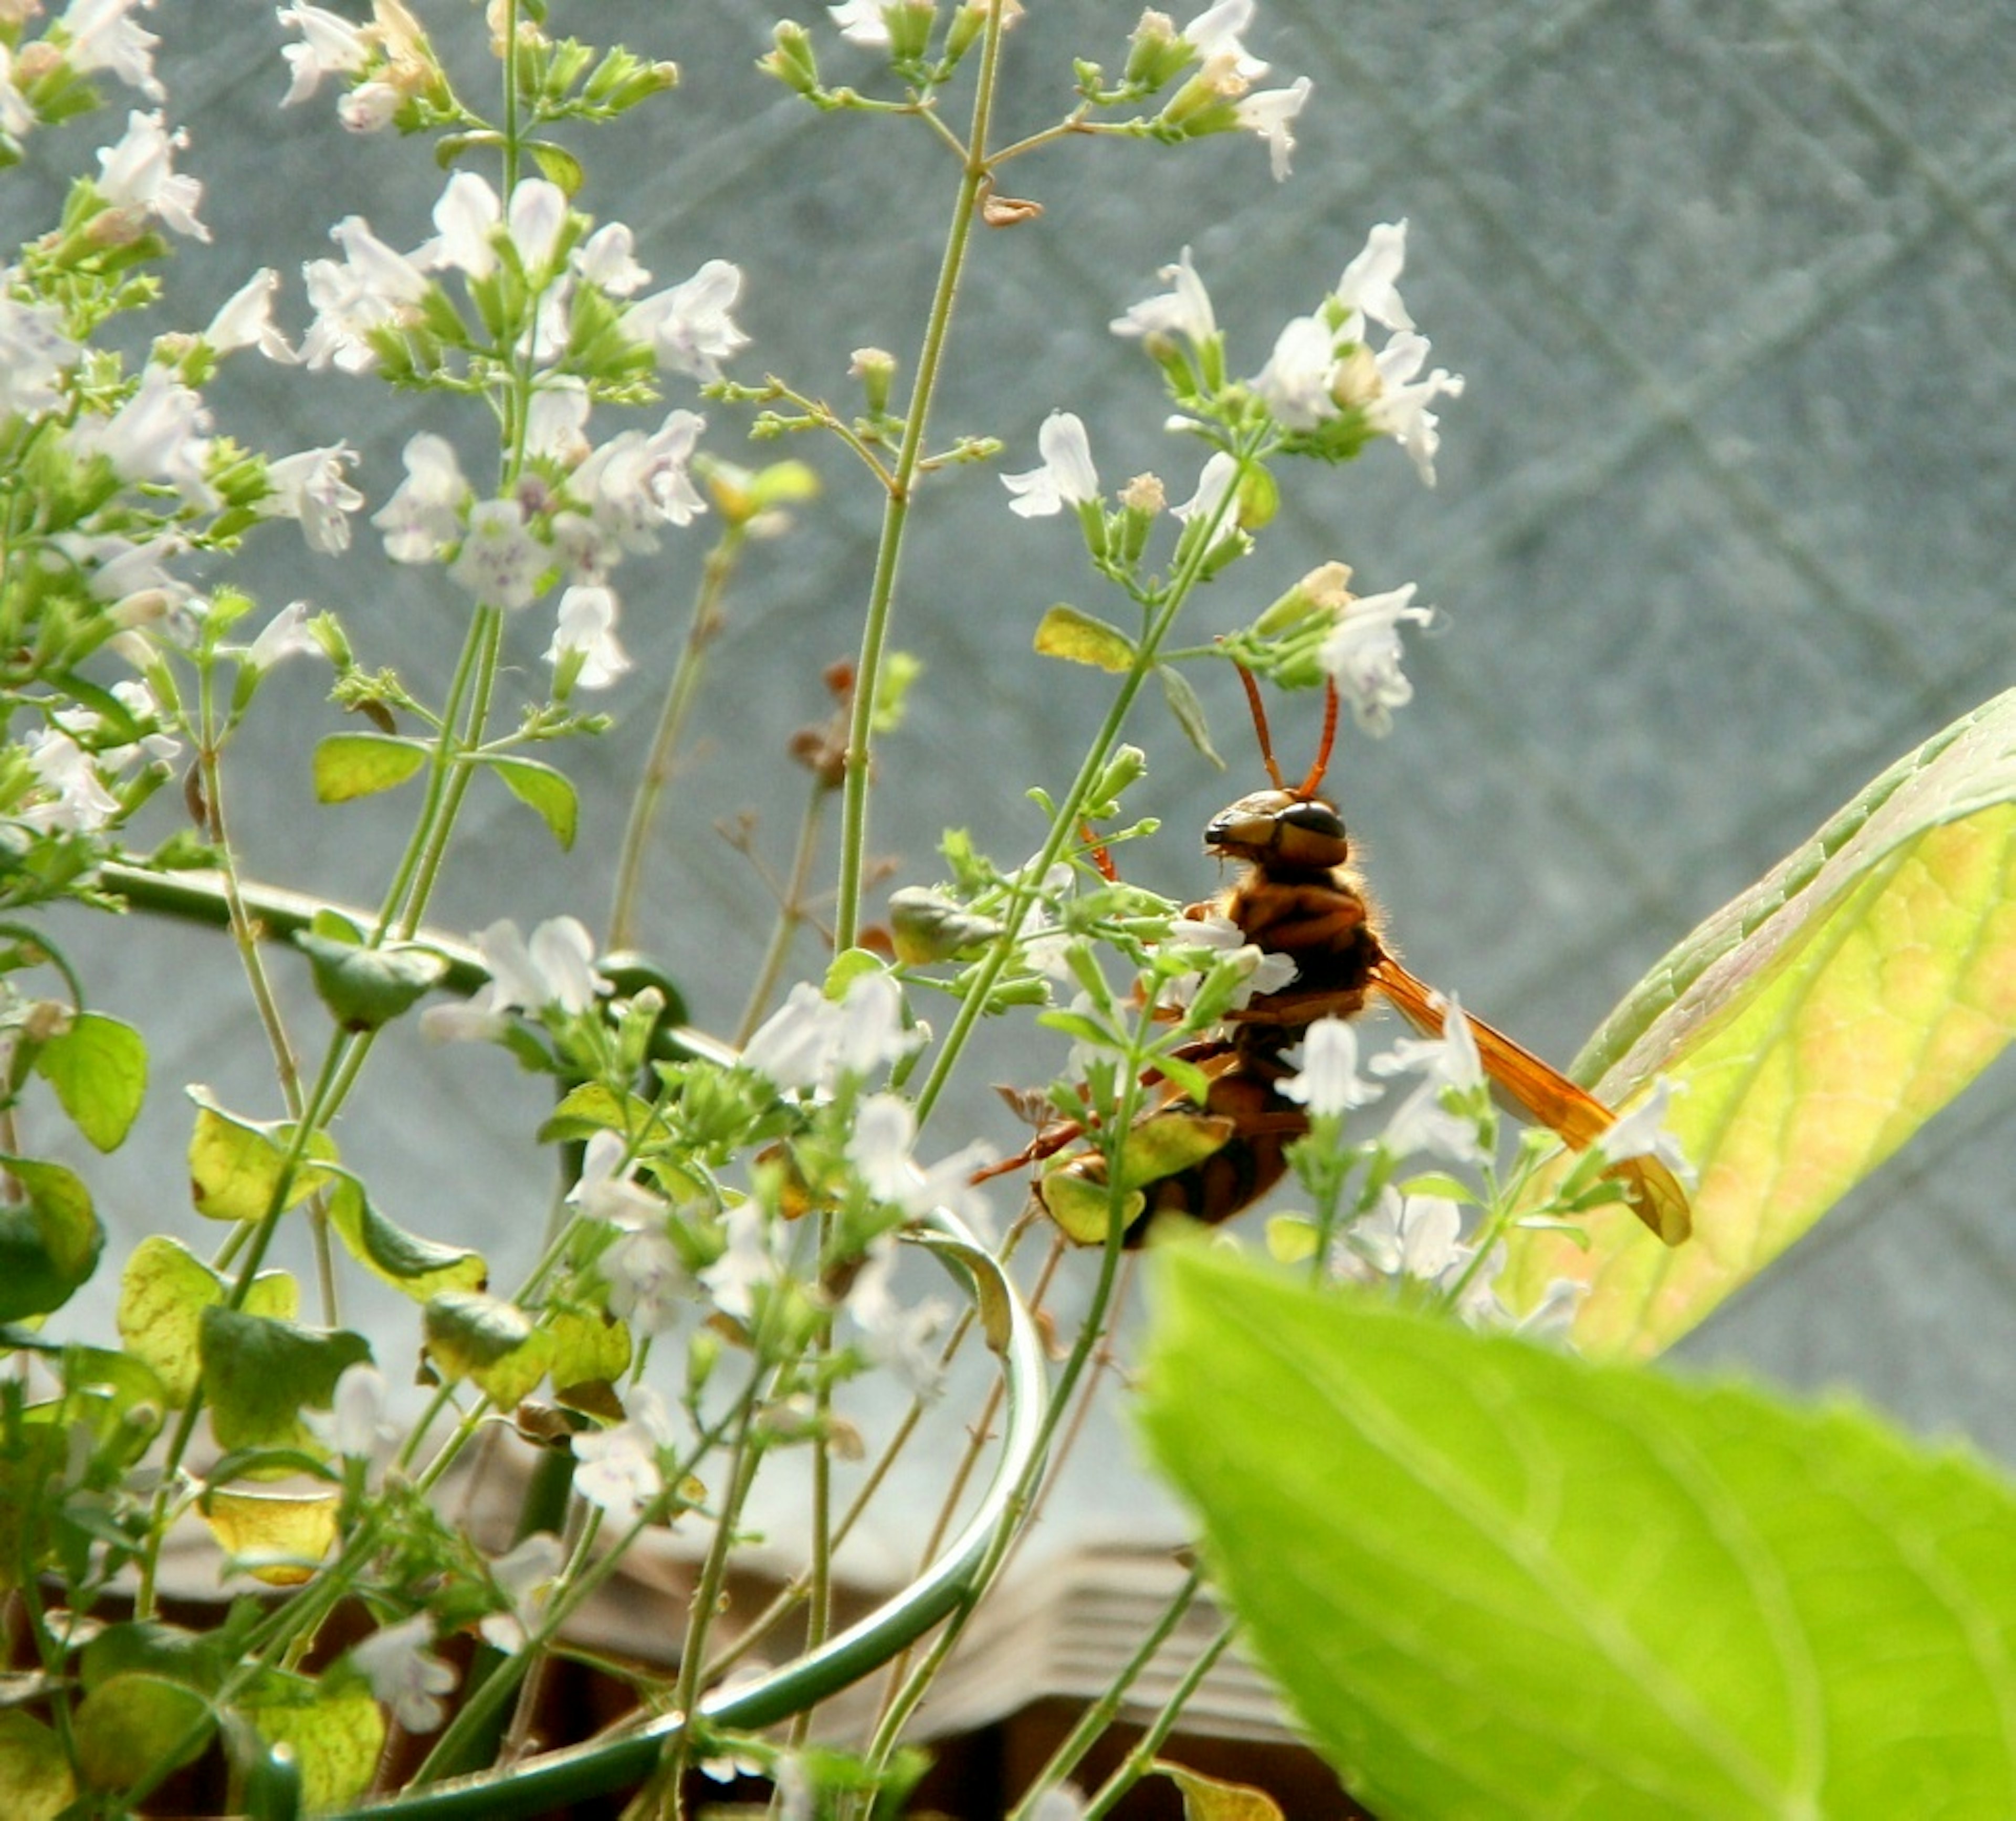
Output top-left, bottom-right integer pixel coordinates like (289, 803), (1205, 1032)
(1295, 679), (1340, 800)
(1234, 663), (1288, 792)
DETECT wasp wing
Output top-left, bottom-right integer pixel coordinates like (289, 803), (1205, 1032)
(1370, 959), (1690, 1247)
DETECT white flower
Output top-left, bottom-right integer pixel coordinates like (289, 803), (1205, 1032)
(545, 583), (632, 689)
(1345, 1188), (1468, 1282)
(478, 1532), (565, 1653)
(18, 730), (121, 833)
(243, 599), (325, 672)
(1001, 411), (1098, 518)
(277, 2), (372, 104)
(262, 443), (363, 553)
(73, 363), (214, 508)
(571, 1135), (691, 1335)
(566, 409), (706, 560)
(1336, 220), (1415, 333)
(1237, 75), (1310, 181)
(0, 48), (31, 141)
(1368, 332), (1464, 486)
(1109, 246), (1216, 347)
(575, 222), (649, 296)
(624, 258), (749, 383)
(828, 0), (891, 49)
(480, 915), (608, 1016)
(95, 108), (207, 240)
(352, 1616), (458, 1733)
(1254, 313), (1339, 431)
(1374, 995), (1488, 1165)
(302, 1361), (394, 1461)
(572, 1386), (675, 1526)
(337, 80), (401, 133)
(1181, 0), (1267, 81)
(299, 215), (432, 373)
(741, 971), (919, 1096)
(844, 1233), (953, 1396)
(1316, 583), (1433, 737)
(1279, 1017), (1383, 1117)
(373, 432), (470, 563)
(0, 293), (78, 420)
(205, 268), (297, 362)
(1171, 448), (1238, 530)
(447, 497), (547, 609)
(846, 1092), (996, 1231)
(1597, 1077), (1687, 1175)
(699, 1202), (778, 1324)
(1156, 914), (1296, 1014)
(526, 382), (590, 464)
(62, 0), (164, 100)
(424, 171), (501, 278)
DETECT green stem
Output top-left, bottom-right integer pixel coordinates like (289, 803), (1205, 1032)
(831, 1), (1010, 953)
(1078, 1619), (1237, 1820)
(608, 525), (746, 949)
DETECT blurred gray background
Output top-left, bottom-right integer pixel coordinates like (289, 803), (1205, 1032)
(16, 2), (2016, 1568)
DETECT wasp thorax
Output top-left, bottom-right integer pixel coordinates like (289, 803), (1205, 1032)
(1204, 790), (1350, 868)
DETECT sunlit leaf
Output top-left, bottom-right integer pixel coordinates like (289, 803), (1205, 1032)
(1141, 1246), (2016, 1821)
(1034, 604), (1137, 673)
(118, 1235), (296, 1405)
(199, 1487), (339, 1585)
(311, 731), (428, 803)
(186, 1086), (339, 1222)
(240, 1676), (386, 1811)
(1505, 688), (2016, 1357)
(33, 1010), (146, 1151)
(423, 1291), (552, 1406)
(1152, 1761), (1286, 1821)
(326, 1175), (486, 1302)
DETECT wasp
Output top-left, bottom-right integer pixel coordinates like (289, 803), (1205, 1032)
(1000, 671), (1691, 1249)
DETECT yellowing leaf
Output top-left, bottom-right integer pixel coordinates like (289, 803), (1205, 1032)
(1504, 690), (2016, 1357)
(118, 1234), (297, 1405)
(1152, 1761), (1286, 1821)
(0, 1711), (76, 1820)
(200, 1487), (339, 1585)
(311, 731), (428, 803)
(1034, 604), (1137, 673)
(186, 1087), (338, 1223)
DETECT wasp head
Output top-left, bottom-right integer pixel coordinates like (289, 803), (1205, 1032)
(1204, 790), (1349, 870)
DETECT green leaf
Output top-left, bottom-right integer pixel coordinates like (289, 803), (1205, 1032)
(1141, 1247), (2016, 1821)
(240, 1676), (386, 1812)
(1034, 604), (1137, 673)
(186, 1086), (338, 1222)
(293, 928), (448, 1032)
(537, 1079), (647, 1145)
(1158, 663), (1224, 769)
(74, 1671), (213, 1789)
(311, 732), (429, 803)
(423, 1291), (552, 1406)
(0, 1710), (76, 1818)
(1504, 688), (2016, 1358)
(527, 138), (585, 194)
(326, 1174), (486, 1302)
(548, 1306), (631, 1390)
(0, 1156), (102, 1321)
(118, 1234), (296, 1405)
(33, 1010), (146, 1150)
(477, 753), (579, 850)
(198, 1307), (371, 1457)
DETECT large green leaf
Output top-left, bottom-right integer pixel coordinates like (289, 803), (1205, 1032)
(1505, 689), (2016, 1357)
(33, 1010), (146, 1151)
(1140, 1246), (2016, 1821)
(0, 1156), (103, 1321)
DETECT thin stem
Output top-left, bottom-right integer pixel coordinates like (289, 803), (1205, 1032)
(1078, 1620), (1237, 1820)
(831, 0), (1010, 952)
(609, 525), (747, 950)
(731, 769), (831, 1046)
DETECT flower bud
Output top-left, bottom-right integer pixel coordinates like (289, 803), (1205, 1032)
(1124, 9), (1185, 89)
(849, 346), (897, 416)
(760, 20), (821, 95)
(1254, 561), (1353, 636)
